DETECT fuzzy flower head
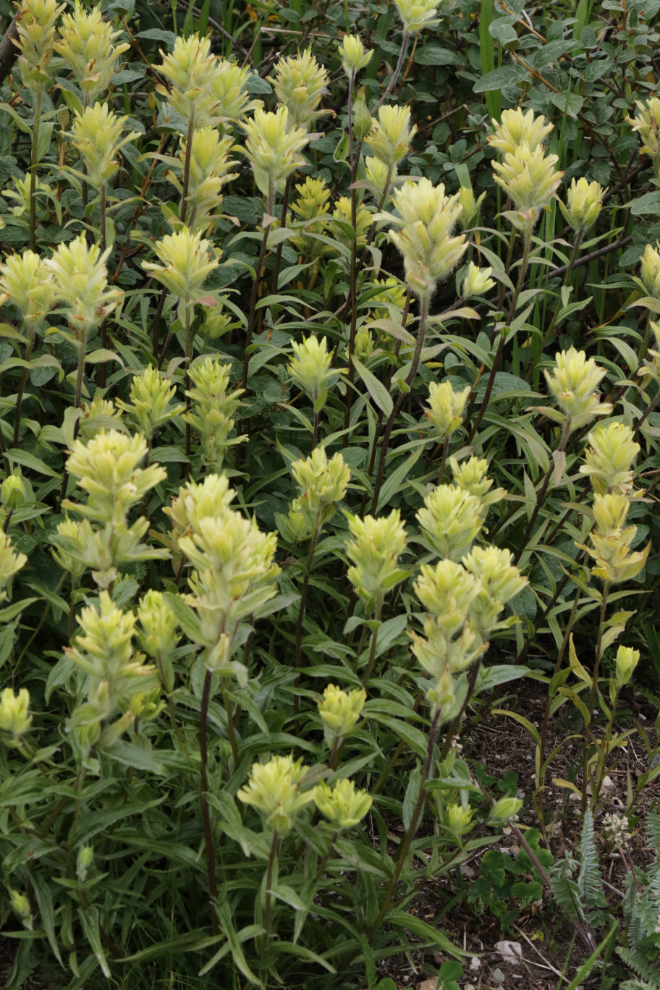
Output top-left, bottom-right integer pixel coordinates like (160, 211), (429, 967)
(15, 0), (64, 94)
(462, 545), (528, 639)
(543, 346), (611, 431)
(169, 127), (238, 233)
(389, 179), (466, 298)
(615, 645), (640, 688)
(446, 802), (475, 835)
(0, 531), (28, 601)
(338, 34), (373, 76)
(210, 59), (262, 125)
(332, 196), (372, 249)
(488, 108), (553, 156)
(183, 357), (244, 470)
(70, 103), (140, 191)
(156, 34), (223, 127)
(314, 779), (372, 830)
(345, 509), (407, 601)
(51, 517), (87, 579)
(394, 0), (443, 33)
(458, 185), (486, 229)
(237, 754), (315, 834)
(271, 49), (328, 130)
(137, 589), (179, 659)
(463, 262), (495, 298)
(64, 430), (167, 526)
(9, 889), (32, 930)
(450, 456), (506, 512)
(240, 105), (310, 198)
(424, 381), (470, 440)
(417, 484), (483, 560)
(580, 422), (639, 495)
(287, 334), (334, 411)
(45, 233), (123, 332)
(640, 243), (660, 299)
(492, 144), (563, 219)
(559, 177), (605, 233)
(291, 447), (350, 531)
(581, 492), (650, 584)
(318, 683), (366, 747)
(116, 366), (184, 441)
(0, 687), (32, 741)
(365, 156), (393, 197)
(627, 98), (660, 161)
(289, 177), (331, 257)
(414, 559), (479, 635)
(365, 105), (416, 168)
(142, 228), (219, 303)
(1, 474), (26, 512)
(54, 1), (130, 105)
(0, 249), (58, 326)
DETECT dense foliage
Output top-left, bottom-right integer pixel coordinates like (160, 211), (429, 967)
(1, 0), (660, 986)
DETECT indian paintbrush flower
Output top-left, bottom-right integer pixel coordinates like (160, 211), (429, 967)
(14, 0), (64, 95)
(290, 447), (351, 532)
(488, 107), (553, 156)
(445, 802), (474, 835)
(54, 1), (130, 106)
(237, 754), (315, 833)
(45, 233), (123, 332)
(640, 243), (660, 298)
(424, 381), (470, 440)
(137, 589), (180, 660)
(462, 545), (527, 639)
(492, 144), (563, 219)
(156, 34), (223, 128)
(142, 228), (219, 307)
(167, 127), (238, 233)
(339, 34), (373, 76)
(1, 474), (26, 511)
(0, 687), (32, 739)
(394, 0), (443, 33)
(69, 103), (140, 190)
(287, 334), (335, 411)
(628, 98), (660, 175)
(51, 517), (87, 579)
(388, 178), (466, 298)
(332, 196), (372, 248)
(462, 262), (495, 298)
(615, 645), (640, 688)
(579, 492), (650, 584)
(345, 509), (408, 601)
(0, 531), (27, 600)
(318, 683), (366, 747)
(0, 248), (58, 326)
(458, 185), (486, 228)
(542, 346), (612, 431)
(364, 105), (416, 168)
(489, 797), (522, 822)
(183, 357), (245, 469)
(240, 105), (310, 199)
(417, 484), (483, 560)
(116, 366), (185, 441)
(10, 889), (32, 930)
(580, 422), (640, 495)
(314, 779), (372, 829)
(210, 59), (262, 127)
(271, 49), (329, 131)
(558, 177), (605, 233)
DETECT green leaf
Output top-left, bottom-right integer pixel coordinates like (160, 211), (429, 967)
(6, 448), (60, 479)
(77, 906), (110, 978)
(473, 65), (527, 93)
(352, 356), (393, 417)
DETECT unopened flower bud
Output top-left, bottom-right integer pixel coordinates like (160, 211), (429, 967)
(318, 683), (366, 747)
(10, 889), (32, 930)
(559, 177), (605, 232)
(76, 845), (94, 883)
(640, 243), (660, 298)
(446, 802), (474, 835)
(462, 262), (494, 298)
(339, 35), (373, 76)
(424, 381), (470, 440)
(458, 185), (486, 229)
(237, 754), (315, 834)
(137, 589), (179, 659)
(2, 474), (26, 510)
(0, 687), (31, 739)
(490, 797), (523, 823)
(615, 645), (640, 688)
(314, 778), (372, 829)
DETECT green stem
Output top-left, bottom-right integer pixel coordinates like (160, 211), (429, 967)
(29, 87), (43, 253)
(582, 582), (610, 810)
(261, 829), (278, 959)
(13, 321), (36, 445)
(271, 174), (292, 295)
(512, 416), (571, 566)
(179, 112), (194, 226)
(466, 221), (533, 445)
(364, 706), (440, 940)
(361, 590), (383, 688)
(184, 303), (192, 460)
(74, 325), (88, 410)
(222, 685), (239, 766)
(294, 520), (321, 717)
(200, 668), (219, 934)
(370, 290), (430, 513)
(241, 181), (274, 391)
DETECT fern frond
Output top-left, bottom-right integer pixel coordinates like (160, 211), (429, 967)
(647, 811), (660, 855)
(617, 946), (660, 988)
(578, 810), (606, 914)
(550, 854), (586, 923)
(620, 980), (654, 990)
